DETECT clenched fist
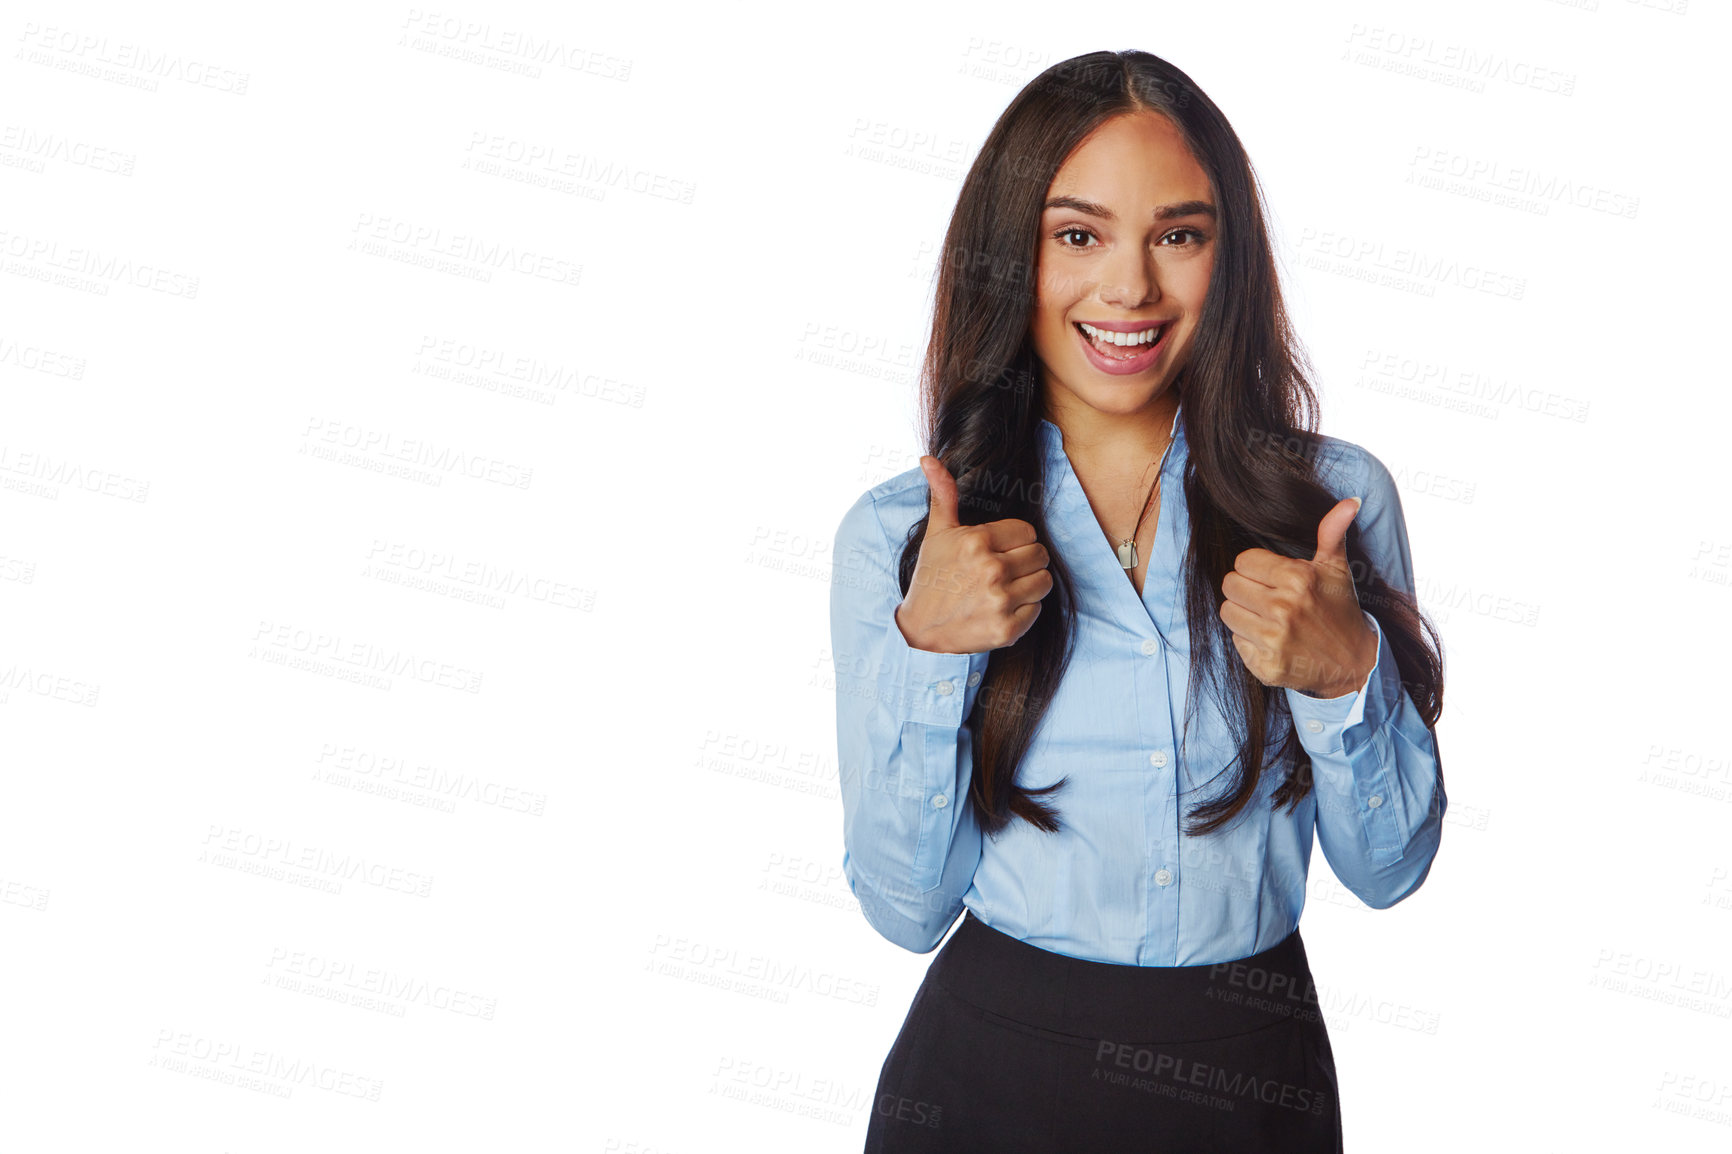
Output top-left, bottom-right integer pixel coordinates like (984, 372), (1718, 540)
(1219, 496), (1379, 698)
(895, 455), (1054, 655)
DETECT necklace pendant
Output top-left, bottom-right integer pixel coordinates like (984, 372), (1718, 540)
(1116, 539), (1138, 569)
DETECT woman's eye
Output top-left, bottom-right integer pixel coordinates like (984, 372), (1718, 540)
(1052, 226), (1205, 250)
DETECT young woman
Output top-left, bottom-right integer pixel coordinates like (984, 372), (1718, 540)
(830, 50), (1447, 1151)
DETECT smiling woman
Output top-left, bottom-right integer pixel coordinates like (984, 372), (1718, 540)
(1033, 116), (1215, 394)
(831, 49), (1447, 1152)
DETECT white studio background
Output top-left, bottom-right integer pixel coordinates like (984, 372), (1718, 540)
(1, 0), (1724, 1150)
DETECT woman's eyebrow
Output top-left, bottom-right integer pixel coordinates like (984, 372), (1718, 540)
(1042, 195), (1216, 222)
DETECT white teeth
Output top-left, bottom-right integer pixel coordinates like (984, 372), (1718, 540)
(1079, 322), (1161, 347)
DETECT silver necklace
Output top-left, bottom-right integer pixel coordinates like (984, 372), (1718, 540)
(1114, 434), (1176, 570)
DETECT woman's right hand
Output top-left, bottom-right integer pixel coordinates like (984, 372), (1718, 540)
(895, 455), (1054, 655)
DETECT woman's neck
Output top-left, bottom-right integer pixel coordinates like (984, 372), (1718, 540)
(1047, 388), (1181, 477)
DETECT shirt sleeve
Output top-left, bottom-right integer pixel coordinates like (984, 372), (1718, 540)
(1281, 448), (1447, 909)
(830, 487), (990, 952)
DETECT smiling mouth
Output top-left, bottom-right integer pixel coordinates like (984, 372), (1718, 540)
(1074, 322), (1166, 361)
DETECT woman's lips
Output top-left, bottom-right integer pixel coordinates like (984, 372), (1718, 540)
(1074, 322), (1168, 375)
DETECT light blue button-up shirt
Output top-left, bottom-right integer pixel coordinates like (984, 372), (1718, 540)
(829, 402), (1446, 966)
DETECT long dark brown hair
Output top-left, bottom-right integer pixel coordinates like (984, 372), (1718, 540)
(897, 49), (1444, 838)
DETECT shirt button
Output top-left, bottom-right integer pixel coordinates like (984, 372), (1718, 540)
(1305, 719), (1324, 734)
(1141, 638), (1159, 656)
(932, 794), (948, 808)
(967, 671), (982, 686)
(1155, 868), (1173, 887)
(1149, 750), (1169, 768)
(936, 680), (954, 695)
(1367, 794), (1383, 809)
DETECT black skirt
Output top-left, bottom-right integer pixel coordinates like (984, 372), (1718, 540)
(864, 910), (1342, 1152)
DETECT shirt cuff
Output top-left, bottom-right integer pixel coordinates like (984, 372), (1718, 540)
(876, 608), (993, 727)
(1283, 610), (1386, 757)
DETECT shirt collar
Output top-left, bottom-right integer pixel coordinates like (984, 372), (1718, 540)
(1034, 397), (1189, 635)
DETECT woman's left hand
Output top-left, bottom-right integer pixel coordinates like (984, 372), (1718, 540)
(1219, 497), (1379, 699)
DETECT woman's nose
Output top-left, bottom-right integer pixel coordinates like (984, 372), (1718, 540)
(1096, 252), (1159, 308)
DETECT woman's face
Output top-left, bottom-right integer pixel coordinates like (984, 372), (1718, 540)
(1031, 111), (1216, 423)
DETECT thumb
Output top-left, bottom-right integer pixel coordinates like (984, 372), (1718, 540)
(1312, 495), (1361, 571)
(919, 455), (961, 531)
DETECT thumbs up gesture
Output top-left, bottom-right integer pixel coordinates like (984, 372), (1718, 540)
(1219, 497), (1379, 698)
(895, 455), (1055, 655)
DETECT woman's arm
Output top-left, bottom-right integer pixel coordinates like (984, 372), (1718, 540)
(830, 487), (990, 952)
(1283, 447), (1448, 909)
